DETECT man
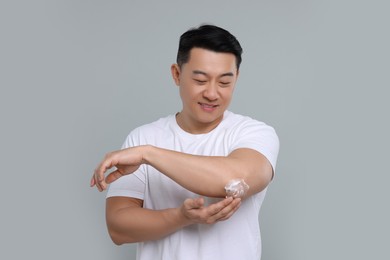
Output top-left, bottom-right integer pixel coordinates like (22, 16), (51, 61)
(91, 24), (279, 260)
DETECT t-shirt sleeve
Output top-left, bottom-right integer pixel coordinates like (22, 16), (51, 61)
(106, 131), (146, 200)
(229, 119), (280, 173)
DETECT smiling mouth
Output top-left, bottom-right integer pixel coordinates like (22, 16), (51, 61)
(199, 102), (219, 110)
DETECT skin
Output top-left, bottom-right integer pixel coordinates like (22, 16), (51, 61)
(172, 47), (239, 134)
(91, 48), (273, 245)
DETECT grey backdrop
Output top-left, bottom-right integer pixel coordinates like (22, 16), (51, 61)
(1, 0), (389, 259)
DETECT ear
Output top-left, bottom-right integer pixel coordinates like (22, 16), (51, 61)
(171, 64), (181, 86)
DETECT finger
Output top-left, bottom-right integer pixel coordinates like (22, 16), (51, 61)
(206, 197), (233, 216)
(217, 198), (241, 221)
(95, 161), (112, 181)
(185, 197), (204, 209)
(193, 197), (204, 208)
(207, 197), (240, 222)
(93, 158), (115, 191)
(94, 169), (107, 192)
(94, 173), (104, 192)
(90, 176), (95, 187)
(105, 169), (126, 184)
(93, 167), (102, 191)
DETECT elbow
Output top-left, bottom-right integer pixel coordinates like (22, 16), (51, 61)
(112, 238), (123, 246)
(108, 229), (125, 245)
(108, 228), (138, 245)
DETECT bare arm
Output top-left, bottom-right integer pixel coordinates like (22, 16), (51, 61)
(106, 197), (184, 244)
(91, 145), (273, 198)
(106, 196), (241, 245)
(143, 146), (273, 198)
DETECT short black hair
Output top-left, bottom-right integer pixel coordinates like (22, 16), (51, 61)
(176, 24), (243, 69)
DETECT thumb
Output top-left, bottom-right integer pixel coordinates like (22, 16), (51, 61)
(105, 169), (125, 184)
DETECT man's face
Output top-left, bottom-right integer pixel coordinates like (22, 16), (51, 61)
(171, 47), (239, 134)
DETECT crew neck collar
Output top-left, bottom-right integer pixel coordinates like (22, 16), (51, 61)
(171, 111), (230, 137)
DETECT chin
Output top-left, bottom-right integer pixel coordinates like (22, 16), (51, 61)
(198, 113), (223, 124)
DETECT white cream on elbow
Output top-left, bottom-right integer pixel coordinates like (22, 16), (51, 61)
(224, 179), (249, 198)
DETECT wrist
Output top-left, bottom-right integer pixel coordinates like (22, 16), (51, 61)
(175, 206), (193, 227)
(140, 145), (154, 165)
(161, 207), (192, 231)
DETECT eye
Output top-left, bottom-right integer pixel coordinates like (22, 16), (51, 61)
(219, 82), (231, 87)
(194, 79), (207, 85)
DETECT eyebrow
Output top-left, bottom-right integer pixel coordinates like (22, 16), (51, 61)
(192, 70), (234, 77)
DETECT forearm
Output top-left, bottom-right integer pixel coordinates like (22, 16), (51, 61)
(142, 145), (271, 198)
(106, 196), (241, 245)
(106, 199), (190, 244)
(92, 145), (273, 197)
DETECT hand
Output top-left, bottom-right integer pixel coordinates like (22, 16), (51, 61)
(180, 197), (241, 225)
(90, 146), (145, 192)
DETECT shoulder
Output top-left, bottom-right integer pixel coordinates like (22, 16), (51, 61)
(131, 115), (173, 135)
(223, 111), (280, 169)
(122, 115), (175, 148)
(223, 111), (277, 134)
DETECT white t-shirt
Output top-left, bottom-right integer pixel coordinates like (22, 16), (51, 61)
(107, 111), (279, 260)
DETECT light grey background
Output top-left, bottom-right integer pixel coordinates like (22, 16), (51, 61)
(1, 0), (389, 259)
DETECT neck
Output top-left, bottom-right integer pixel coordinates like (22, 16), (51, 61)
(175, 112), (223, 134)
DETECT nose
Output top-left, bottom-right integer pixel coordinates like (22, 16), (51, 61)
(203, 82), (218, 101)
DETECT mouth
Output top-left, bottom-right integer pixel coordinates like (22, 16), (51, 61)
(198, 102), (219, 111)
